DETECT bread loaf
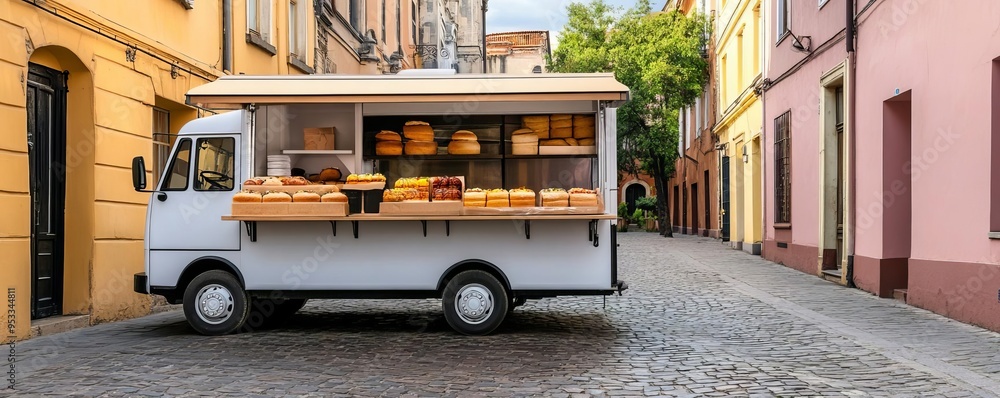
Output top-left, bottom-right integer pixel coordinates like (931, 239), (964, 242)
(573, 114), (596, 126)
(550, 126), (573, 139)
(321, 192), (348, 203)
(573, 125), (596, 139)
(319, 168), (342, 182)
(540, 139), (568, 146)
(511, 133), (539, 144)
(564, 138), (579, 146)
(512, 143), (539, 155)
(550, 119), (573, 129)
(509, 188), (535, 207)
(233, 191), (263, 203)
(568, 188), (598, 207)
(375, 130), (401, 141)
(263, 192), (292, 203)
(486, 189), (509, 207)
(451, 130), (477, 141)
(463, 188), (486, 207)
(405, 140), (437, 155)
(448, 140), (481, 155)
(403, 121), (435, 141)
(292, 191), (321, 203)
(578, 138), (596, 146)
(540, 188), (569, 207)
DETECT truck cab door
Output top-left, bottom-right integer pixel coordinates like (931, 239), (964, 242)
(148, 135), (241, 251)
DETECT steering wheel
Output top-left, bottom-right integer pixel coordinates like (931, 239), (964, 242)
(199, 171), (233, 190)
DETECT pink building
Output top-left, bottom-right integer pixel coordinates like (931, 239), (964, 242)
(762, 0), (1000, 332)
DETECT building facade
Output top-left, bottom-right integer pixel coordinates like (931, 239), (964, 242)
(315, 0), (417, 74)
(663, 0), (720, 239)
(850, 0), (1000, 331)
(415, 0), (486, 72)
(713, 0), (763, 252)
(485, 31), (550, 74)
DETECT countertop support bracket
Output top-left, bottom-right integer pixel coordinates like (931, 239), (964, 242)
(244, 221), (257, 242)
(352, 221), (359, 239)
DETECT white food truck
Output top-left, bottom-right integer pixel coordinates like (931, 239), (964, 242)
(131, 72), (630, 335)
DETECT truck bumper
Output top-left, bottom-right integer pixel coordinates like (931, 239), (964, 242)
(133, 272), (149, 294)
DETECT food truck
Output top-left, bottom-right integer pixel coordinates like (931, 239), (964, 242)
(130, 71), (630, 335)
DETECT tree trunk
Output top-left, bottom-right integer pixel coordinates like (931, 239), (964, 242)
(651, 154), (673, 238)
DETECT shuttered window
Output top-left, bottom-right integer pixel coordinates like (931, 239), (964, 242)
(774, 110), (792, 224)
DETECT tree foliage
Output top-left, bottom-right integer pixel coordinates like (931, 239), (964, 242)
(548, 0), (710, 237)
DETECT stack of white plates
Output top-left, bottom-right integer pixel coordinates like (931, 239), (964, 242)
(267, 155), (291, 176)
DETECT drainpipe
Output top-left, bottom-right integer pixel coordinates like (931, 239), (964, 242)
(845, 0), (857, 288)
(482, 0), (487, 73)
(759, 4), (766, 256)
(223, 0), (233, 73)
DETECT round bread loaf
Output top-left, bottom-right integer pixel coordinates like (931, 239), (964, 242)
(292, 191), (321, 202)
(233, 191), (263, 203)
(451, 130), (477, 141)
(405, 140), (437, 155)
(376, 141), (403, 155)
(448, 140), (480, 155)
(375, 130), (401, 141)
(321, 192), (348, 203)
(263, 192), (292, 203)
(403, 124), (435, 141)
(319, 168), (342, 182)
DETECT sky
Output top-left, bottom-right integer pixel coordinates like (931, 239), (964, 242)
(485, 0), (667, 50)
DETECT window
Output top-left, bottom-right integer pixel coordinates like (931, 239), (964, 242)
(411, 1), (417, 43)
(396, 0), (401, 46)
(194, 137), (236, 191)
(350, 0), (362, 32)
(737, 28), (744, 90)
(162, 139), (192, 191)
(721, 55), (728, 105)
(288, 0), (305, 57)
(777, 0), (790, 40)
(381, 0), (387, 43)
(247, 0), (272, 42)
(774, 110), (792, 223)
(753, 4), (760, 75)
(991, 59), (1000, 232)
(152, 107), (172, 183)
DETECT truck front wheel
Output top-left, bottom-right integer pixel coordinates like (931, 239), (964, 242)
(442, 270), (508, 335)
(182, 270), (250, 335)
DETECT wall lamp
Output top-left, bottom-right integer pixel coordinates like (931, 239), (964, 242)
(787, 30), (812, 53)
(742, 145), (749, 164)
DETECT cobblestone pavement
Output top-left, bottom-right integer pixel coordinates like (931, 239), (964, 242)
(6, 233), (1000, 397)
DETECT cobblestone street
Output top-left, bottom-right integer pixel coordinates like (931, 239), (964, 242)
(7, 233), (1000, 397)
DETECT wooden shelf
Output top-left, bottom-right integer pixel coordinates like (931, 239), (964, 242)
(506, 154), (598, 159)
(283, 149), (354, 155)
(223, 214), (615, 222)
(364, 154), (503, 161)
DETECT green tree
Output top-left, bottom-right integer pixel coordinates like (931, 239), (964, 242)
(548, 0), (710, 237)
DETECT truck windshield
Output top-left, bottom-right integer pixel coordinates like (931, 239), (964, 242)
(194, 137), (236, 191)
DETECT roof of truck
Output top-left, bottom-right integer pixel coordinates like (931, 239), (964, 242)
(186, 73), (629, 109)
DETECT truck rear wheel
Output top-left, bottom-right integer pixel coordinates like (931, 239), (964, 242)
(442, 270), (508, 335)
(182, 270), (250, 336)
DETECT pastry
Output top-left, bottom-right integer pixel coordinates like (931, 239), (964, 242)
(511, 132), (539, 144)
(346, 174), (359, 184)
(358, 174), (372, 183)
(263, 191), (292, 203)
(376, 140), (403, 155)
(540, 139), (569, 146)
(551, 119), (573, 129)
(307, 174), (322, 183)
(463, 188), (486, 207)
(486, 189), (509, 208)
(371, 173), (386, 183)
(319, 168), (341, 182)
(451, 130), (477, 141)
(416, 177), (430, 200)
(568, 188), (599, 207)
(540, 188), (569, 207)
(321, 192), (348, 203)
(550, 126), (573, 139)
(509, 188), (536, 207)
(403, 121), (435, 141)
(405, 140), (437, 155)
(375, 130), (401, 141)
(573, 125), (596, 139)
(564, 138), (579, 146)
(448, 140), (481, 155)
(262, 178), (282, 186)
(382, 189), (405, 202)
(578, 138), (596, 146)
(433, 187), (462, 201)
(233, 191), (263, 203)
(573, 114), (596, 126)
(292, 191), (321, 203)
(243, 178), (263, 186)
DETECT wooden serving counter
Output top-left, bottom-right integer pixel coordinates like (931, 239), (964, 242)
(222, 213), (616, 221)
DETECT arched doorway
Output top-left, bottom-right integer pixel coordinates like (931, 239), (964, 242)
(28, 46), (95, 319)
(624, 183), (647, 218)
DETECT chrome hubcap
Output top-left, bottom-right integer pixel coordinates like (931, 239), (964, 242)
(455, 284), (494, 325)
(196, 284), (235, 325)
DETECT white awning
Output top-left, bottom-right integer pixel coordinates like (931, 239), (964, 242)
(186, 73), (630, 109)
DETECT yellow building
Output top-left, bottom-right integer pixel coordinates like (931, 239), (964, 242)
(714, 0), (762, 254)
(0, 0), (314, 341)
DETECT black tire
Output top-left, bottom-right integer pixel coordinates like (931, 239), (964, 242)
(242, 298), (308, 331)
(182, 270), (250, 336)
(442, 270), (508, 335)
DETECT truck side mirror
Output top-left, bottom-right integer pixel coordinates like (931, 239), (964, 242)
(132, 156), (147, 191)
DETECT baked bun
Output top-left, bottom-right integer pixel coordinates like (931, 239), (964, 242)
(282, 176), (310, 186)
(262, 178), (282, 186)
(568, 188), (599, 207)
(509, 188), (536, 207)
(540, 188), (569, 207)
(321, 192), (348, 203)
(511, 133), (539, 144)
(540, 139), (568, 146)
(375, 130), (401, 141)
(233, 191), (263, 203)
(307, 174), (322, 183)
(403, 121), (435, 141)
(451, 130), (477, 141)
(376, 141), (403, 155)
(463, 188), (486, 207)
(448, 140), (481, 155)
(346, 174), (359, 184)
(243, 178), (263, 186)
(292, 191), (321, 203)
(319, 168), (341, 182)
(486, 189), (509, 207)
(405, 140), (437, 155)
(263, 192), (292, 203)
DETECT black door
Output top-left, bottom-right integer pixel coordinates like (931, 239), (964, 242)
(721, 156), (730, 242)
(27, 63), (67, 320)
(691, 183), (699, 235)
(624, 184), (646, 216)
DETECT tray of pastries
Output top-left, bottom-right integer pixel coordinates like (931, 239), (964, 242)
(231, 187), (349, 217)
(341, 173), (387, 190)
(379, 176), (464, 215)
(460, 187), (604, 215)
(242, 176), (341, 194)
